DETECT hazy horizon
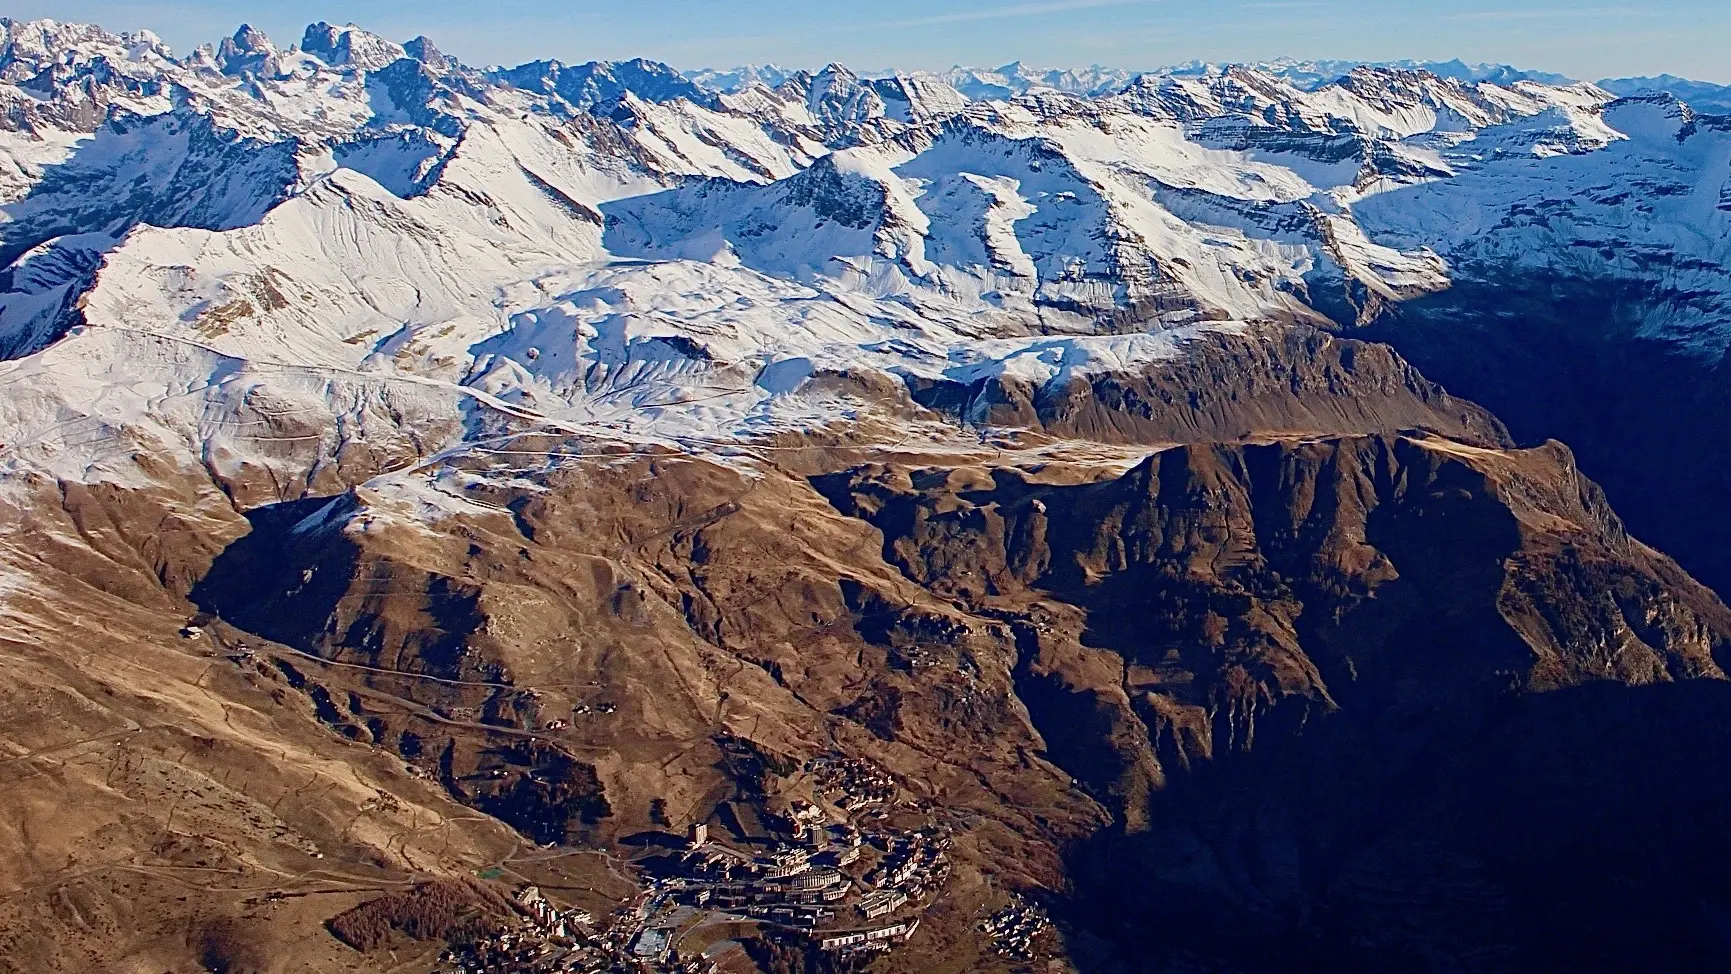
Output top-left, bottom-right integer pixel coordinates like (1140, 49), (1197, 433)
(4, 1), (1727, 83)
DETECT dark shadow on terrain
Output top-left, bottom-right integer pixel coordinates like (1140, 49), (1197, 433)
(813, 432), (1731, 971)
(1357, 273), (1731, 600)
(191, 494), (484, 678)
(1023, 439), (1535, 816)
(189, 495), (362, 652)
(191, 495), (615, 849)
(1061, 678), (1731, 974)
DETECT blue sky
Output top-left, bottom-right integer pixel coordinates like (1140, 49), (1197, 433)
(12, 1), (1730, 81)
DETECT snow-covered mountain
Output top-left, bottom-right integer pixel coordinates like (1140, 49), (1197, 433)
(694, 57), (1730, 117)
(687, 58), (1578, 100)
(688, 61), (1134, 100)
(684, 63), (800, 93)
(3, 14), (1731, 527)
(1206, 57), (1575, 91)
(928, 61), (1136, 100)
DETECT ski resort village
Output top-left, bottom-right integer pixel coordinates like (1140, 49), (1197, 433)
(435, 755), (957, 972)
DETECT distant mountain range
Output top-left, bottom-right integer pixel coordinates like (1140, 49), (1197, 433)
(685, 56), (1731, 110)
(1595, 73), (1731, 112)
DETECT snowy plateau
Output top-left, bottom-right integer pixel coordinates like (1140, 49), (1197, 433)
(0, 16), (1727, 526)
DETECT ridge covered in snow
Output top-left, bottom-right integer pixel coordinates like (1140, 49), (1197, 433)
(2, 15), (1730, 513)
(691, 57), (1728, 114)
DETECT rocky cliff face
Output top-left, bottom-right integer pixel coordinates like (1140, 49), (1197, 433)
(837, 431), (1731, 973)
(910, 326), (1510, 447)
(816, 432), (1727, 805)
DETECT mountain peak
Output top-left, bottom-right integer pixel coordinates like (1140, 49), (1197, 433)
(230, 23), (272, 50)
(299, 21), (405, 73)
(816, 62), (859, 82)
(402, 35), (453, 70)
(215, 23), (279, 75)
